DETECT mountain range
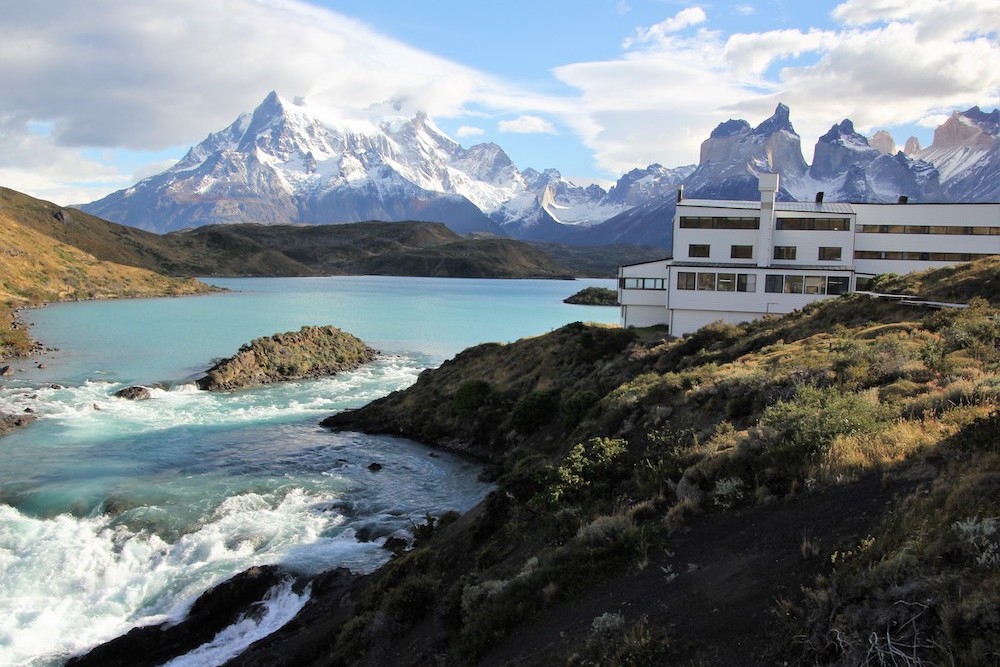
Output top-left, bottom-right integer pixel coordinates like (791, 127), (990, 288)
(81, 94), (1000, 249)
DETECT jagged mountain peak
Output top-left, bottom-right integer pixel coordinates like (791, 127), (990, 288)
(753, 103), (795, 136)
(870, 130), (896, 155)
(710, 119), (752, 139)
(959, 106), (1000, 133)
(930, 107), (1000, 150)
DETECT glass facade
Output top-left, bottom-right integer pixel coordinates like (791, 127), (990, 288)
(677, 271), (757, 293)
(679, 216), (759, 229)
(764, 273), (851, 295)
(776, 217), (851, 231)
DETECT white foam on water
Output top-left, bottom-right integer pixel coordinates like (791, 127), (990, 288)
(160, 580), (311, 667)
(0, 488), (385, 667)
(0, 356), (425, 439)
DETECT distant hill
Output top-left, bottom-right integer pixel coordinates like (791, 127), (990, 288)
(0, 188), (212, 358)
(5, 187), (657, 279)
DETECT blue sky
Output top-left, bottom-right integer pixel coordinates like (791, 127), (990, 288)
(1, 0), (997, 205)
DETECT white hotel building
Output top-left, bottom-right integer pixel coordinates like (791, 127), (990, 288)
(619, 173), (1000, 336)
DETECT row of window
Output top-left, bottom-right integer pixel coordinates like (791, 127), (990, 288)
(764, 274), (850, 295)
(621, 277), (666, 290)
(688, 244), (843, 262)
(775, 217), (852, 231)
(679, 216), (854, 231)
(676, 272), (756, 292)
(679, 216), (759, 229)
(675, 270), (851, 295)
(859, 224), (1000, 236)
(854, 251), (996, 262)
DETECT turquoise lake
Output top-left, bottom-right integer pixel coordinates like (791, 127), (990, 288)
(0, 276), (618, 666)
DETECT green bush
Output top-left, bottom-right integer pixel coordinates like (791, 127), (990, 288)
(381, 574), (438, 625)
(562, 389), (599, 430)
(759, 384), (890, 468)
(549, 437), (630, 506)
(453, 380), (491, 416)
(511, 390), (558, 434)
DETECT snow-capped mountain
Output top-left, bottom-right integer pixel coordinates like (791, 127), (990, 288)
(82, 91), (679, 240)
(916, 107), (1000, 201)
(680, 104), (994, 207)
(681, 103), (809, 201)
(81, 93), (998, 251)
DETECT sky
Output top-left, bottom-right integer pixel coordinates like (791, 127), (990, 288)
(1, 0), (998, 206)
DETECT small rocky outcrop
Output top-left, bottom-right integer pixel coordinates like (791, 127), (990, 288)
(563, 286), (619, 306)
(66, 566), (293, 667)
(113, 386), (152, 400)
(0, 412), (36, 435)
(196, 325), (377, 392)
(0, 365), (14, 376)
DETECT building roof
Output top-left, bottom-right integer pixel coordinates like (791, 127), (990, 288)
(678, 199), (855, 214)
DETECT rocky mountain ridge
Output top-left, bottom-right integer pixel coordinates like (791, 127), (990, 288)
(81, 95), (1000, 249)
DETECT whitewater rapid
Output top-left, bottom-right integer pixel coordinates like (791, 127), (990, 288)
(0, 359), (490, 666)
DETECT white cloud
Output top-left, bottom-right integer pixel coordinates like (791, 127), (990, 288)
(0, 0), (542, 203)
(498, 116), (558, 134)
(1, 0), (998, 204)
(455, 125), (486, 138)
(553, 0), (1000, 172)
(734, 4), (756, 15)
(622, 7), (709, 48)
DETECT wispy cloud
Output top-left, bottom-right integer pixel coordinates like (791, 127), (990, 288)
(498, 115), (558, 134)
(455, 125), (486, 138)
(622, 7), (709, 48)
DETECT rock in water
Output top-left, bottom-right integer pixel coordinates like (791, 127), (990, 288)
(563, 286), (619, 306)
(113, 386), (152, 400)
(65, 566), (291, 667)
(0, 412), (36, 435)
(196, 325), (377, 392)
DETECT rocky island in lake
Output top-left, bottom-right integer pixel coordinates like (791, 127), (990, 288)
(563, 286), (620, 306)
(196, 325), (377, 391)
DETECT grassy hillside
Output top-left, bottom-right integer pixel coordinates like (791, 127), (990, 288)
(237, 256), (999, 666)
(0, 203), (211, 359)
(2, 188), (660, 279)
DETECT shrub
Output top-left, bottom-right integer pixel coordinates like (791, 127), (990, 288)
(759, 384), (890, 469)
(511, 390), (558, 434)
(381, 574), (438, 625)
(712, 477), (746, 508)
(549, 437), (630, 506)
(453, 380), (491, 416)
(562, 389), (599, 431)
(577, 514), (630, 546)
(953, 516), (1000, 568)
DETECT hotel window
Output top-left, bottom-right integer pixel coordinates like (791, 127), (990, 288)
(676, 272), (696, 290)
(827, 276), (850, 295)
(730, 245), (753, 259)
(804, 276), (826, 294)
(717, 273), (736, 292)
(818, 246), (842, 261)
(737, 274), (756, 292)
(697, 272), (716, 290)
(773, 246), (797, 260)
(765, 274), (784, 293)
(784, 275), (804, 294)
(689, 244), (710, 258)
(622, 278), (666, 290)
